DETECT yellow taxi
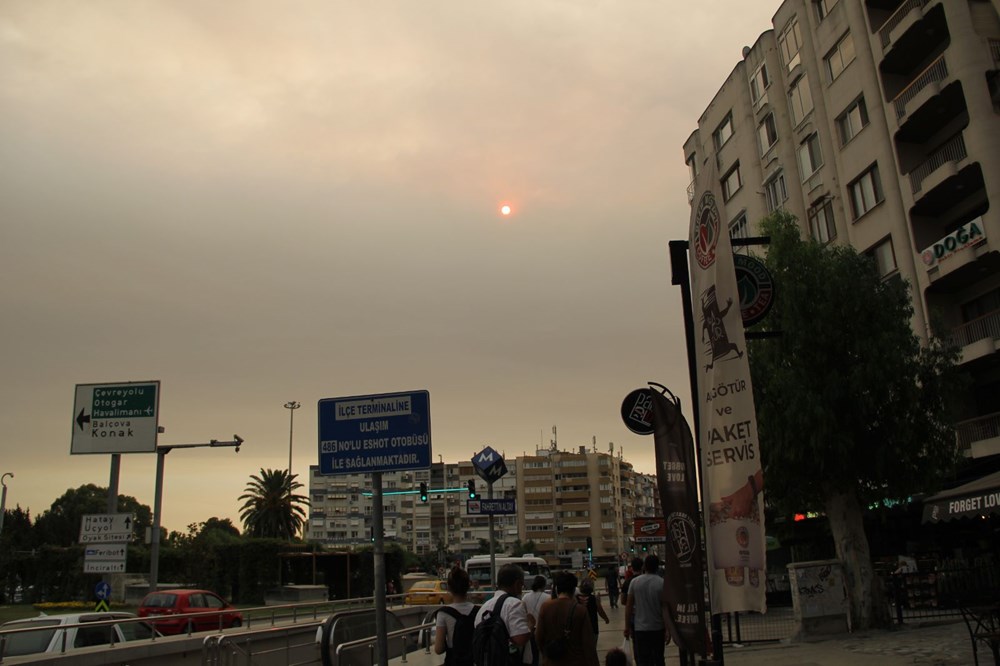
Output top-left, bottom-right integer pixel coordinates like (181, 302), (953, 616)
(403, 580), (451, 605)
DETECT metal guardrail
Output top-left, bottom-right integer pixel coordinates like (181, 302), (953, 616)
(0, 597), (394, 663)
(878, 0), (930, 48)
(950, 309), (1000, 349)
(956, 411), (1000, 453)
(893, 54), (947, 118)
(910, 133), (966, 194)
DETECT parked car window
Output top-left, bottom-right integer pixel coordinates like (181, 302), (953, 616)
(141, 593), (178, 608)
(117, 620), (156, 641)
(74, 624), (115, 648)
(205, 594), (225, 609)
(0, 620), (60, 656)
(189, 594), (207, 608)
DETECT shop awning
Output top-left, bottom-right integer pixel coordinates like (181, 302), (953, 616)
(922, 470), (1000, 523)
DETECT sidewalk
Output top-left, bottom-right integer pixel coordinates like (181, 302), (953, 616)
(403, 600), (975, 666)
(589, 604), (975, 666)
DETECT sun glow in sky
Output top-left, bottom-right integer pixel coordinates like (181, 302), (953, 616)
(500, 204), (511, 216)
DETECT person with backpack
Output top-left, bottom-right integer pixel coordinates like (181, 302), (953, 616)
(435, 567), (480, 666)
(576, 580), (609, 636)
(473, 564), (532, 666)
(535, 572), (598, 666)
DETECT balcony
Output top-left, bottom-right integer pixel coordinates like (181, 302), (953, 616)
(893, 54), (947, 119)
(910, 133), (967, 194)
(950, 309), (1000, 349)
(956, 411), (1000, 457)
(991, 39), (1000, 69)
(878, 0), (930, 49)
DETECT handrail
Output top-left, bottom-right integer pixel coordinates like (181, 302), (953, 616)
(955, 411), (1000, 452)
(910, 133), (966, 194)
(335, 622), (434, 656)
(950, 308), (1000, 348)
(878, 0), (930, 48)
(0, 614), (160, 662)
(892, 53), (947, 118)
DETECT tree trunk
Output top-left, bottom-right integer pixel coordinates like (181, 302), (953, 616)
(823, 490), (889, 629)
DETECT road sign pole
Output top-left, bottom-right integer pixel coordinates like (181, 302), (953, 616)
(488, 481), (496, 586)
(107, 455), (120, 514)
(149, 447), (167, 594)
(372, 473), (388, 666)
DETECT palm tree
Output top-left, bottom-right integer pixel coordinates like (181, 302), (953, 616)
(238, 468), (309, 540)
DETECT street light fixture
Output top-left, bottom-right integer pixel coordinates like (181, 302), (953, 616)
(284, 401), (301, 480)
(0, 473), (13, 536)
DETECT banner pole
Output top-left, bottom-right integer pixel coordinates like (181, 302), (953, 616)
(669, 240), (724, 666)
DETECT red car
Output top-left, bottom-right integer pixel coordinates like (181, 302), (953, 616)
(137, 589), (243, 634)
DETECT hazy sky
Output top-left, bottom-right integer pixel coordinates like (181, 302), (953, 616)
(1, 1), (778, 535)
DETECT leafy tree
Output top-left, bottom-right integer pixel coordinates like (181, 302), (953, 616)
(238, 469), (308, 540)
(509, 539), (538, 556)
(748, 211), (963, 628)
(33, 484), (153, 547)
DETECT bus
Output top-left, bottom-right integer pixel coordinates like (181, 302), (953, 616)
(465, 555), (552, 591)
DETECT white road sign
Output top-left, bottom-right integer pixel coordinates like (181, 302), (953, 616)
(79, 513), (135, 544)
(71, 381), (160, 454)
(84, 561), (126, 574)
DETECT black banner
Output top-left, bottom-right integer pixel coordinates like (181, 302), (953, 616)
(651, 390), (707, 656)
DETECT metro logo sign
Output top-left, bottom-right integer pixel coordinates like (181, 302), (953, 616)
(472, 446), (508, 482)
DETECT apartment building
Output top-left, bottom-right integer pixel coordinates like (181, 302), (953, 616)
(305, 446), (652, 562)
(683, 0), (1000, 461)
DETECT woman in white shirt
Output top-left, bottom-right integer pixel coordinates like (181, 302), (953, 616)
(521, 575), (549, 631)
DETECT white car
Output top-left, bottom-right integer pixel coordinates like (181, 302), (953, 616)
(0, 612), (157, 658)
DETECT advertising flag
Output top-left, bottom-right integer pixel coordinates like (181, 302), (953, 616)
(689, 166), (766, 614)
(650, 390), (707, 655)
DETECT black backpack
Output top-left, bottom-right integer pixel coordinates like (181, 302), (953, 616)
(472, 595), (520, 666)
(440, 605), (480, 666)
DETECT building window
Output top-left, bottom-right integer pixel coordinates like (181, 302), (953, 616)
(798, 133), (823, 179)
(713, 114), (734, 151)
(764, 171), (787, 213)
(867, 237), (897, 277)
(849, 164), (884, 219)
(729, 211), (749, 240)
(837, 96), (869, 146)
(808, 198), (837, 243)
(686, 153), (697, 181)
(825, 32), (856, 82)
(722, 162), (742, 201)
(789, 75), (814, 126)
(815, 0), (840, 20)
(750, 63), (770, 105)
(778, 18), (803, 71)
(757, 113), (777, 155)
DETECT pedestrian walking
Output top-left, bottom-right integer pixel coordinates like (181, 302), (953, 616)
(605, 565), (620, 609)
(623, 555), (669, 666)
(535, 572), (598, 666)
(576, 580), (610, 635)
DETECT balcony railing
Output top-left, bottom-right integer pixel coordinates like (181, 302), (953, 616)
(991, 39), (1000, 68)
(879, 0), (930, 48)
(910, 133), (967, 194)
(686, 179), (696, 203)
(956, 411), (1000, 452)
(950, 308), (1000, 348)
(893, 54), (947, 118)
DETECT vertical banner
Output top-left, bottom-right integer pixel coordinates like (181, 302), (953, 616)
(650, 390), (707, 655)
(689, 176), (766, 614)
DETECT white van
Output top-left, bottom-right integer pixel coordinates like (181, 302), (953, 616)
(465, 554), (552, 591)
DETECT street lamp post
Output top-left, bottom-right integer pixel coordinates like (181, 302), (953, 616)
(284, 401), (300, 479)
(0, 473), (12, 536)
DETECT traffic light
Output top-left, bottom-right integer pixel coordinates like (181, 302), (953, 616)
(642, 544), (648, 552)
(467, 480), (477, 499)
(419, 482), (428, 503)
(586, 536), (593, 553)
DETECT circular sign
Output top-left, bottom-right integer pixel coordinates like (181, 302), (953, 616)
(621, 388), (655, 435)
(733, 254), (775, 326)
(95, 581), (112, 601)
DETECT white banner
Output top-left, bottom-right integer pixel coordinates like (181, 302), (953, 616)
(689, 169), (766, 614)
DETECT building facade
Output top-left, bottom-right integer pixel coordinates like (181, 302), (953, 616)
(683, 0), (1000, 460)
(305, 445), (653, 563)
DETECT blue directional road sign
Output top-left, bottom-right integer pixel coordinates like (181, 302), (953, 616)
(95, 581), (112, 601)
(318, 390), (431, 475)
